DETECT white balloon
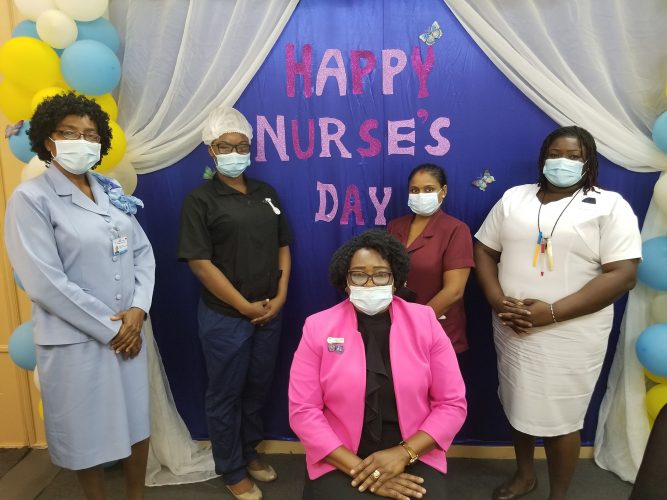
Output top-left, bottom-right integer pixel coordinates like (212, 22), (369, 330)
(653, 173), (667, 218)
(106, 160), (138, 195)
(54, 0), (108, 22)
(13, 0), (56, 21)
(21, 156), (48, 182)
(33, 367), (41, 392)
(651, 294), (667, 323)
(36, 9), (78, 49)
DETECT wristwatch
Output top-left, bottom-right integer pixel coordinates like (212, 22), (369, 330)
(399, 441), (419, 465)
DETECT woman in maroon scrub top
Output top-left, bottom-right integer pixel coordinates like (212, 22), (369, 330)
(388, 164), (474, 353)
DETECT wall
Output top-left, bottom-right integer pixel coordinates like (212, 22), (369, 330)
(0, 0), (46, 448)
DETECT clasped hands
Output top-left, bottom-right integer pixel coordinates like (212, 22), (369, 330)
(109, 307), (145, 359)
(349, 447), (426, 499)
(243, 296), (285, 326)
(494, 296), (554, 336)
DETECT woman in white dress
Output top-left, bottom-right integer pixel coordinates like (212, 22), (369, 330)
(474, 126), (641, 500)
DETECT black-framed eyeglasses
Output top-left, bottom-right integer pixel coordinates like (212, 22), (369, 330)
(54, 129), (101, 142)
(347, 271), (393, 286)
(211, 142), (250, 154)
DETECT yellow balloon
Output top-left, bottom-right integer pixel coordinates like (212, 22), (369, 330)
(0, 79), (33, 121)
(96, 120), (126, 173)
(0, 37), (61, 92)
(646, 384), (667, 420)
(106, 160), (137, 195)
(87, 93), (118, 121)
(645, 369), (667, 385)
(31, 86), (67, 113)
(38, 399), (44, 420)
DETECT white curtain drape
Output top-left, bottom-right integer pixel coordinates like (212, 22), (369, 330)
(110, 0), (299, 173)
(108, 0), (299, 485)
(444, 0), (667, 482)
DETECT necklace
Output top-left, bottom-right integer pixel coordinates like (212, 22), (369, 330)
(532, 187), (582, 275)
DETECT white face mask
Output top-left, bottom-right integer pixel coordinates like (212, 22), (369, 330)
(348, 285), (393, 315)
(407, 188), (443, 216)
(50, 138), (101, 175)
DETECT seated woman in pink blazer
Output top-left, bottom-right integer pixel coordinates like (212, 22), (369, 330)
(289, 230), (467, 500)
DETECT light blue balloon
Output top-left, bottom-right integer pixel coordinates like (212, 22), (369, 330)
(8, 321), (36, 371)
(76, 18), (120, 54)
(13, 269), (24, 291)
(636, 324), (667, 377)
(8, 120), (33, 163)
(638, 237), (667, 291)
(12, 20), (39, 39)
(652, 111), (667, 154)
(61, 40), (121, 96)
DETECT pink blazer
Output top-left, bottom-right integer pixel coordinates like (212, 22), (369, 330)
(288, 297), (467, 479)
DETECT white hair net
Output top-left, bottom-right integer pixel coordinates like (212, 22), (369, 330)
(201, 106), (253, 145)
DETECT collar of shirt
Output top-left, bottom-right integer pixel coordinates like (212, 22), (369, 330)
(210, 175), (262, 196)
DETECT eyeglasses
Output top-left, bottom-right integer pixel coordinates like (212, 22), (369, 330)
(54, 129), (101, 142)
(211, 142), (250, 154)
(347, 271), (393, 286)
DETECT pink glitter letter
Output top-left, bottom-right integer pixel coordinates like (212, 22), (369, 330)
(351, 50), (376, 95)
(387, 119), (415, 156)
(286, 43), (312, 98)
(410, 45), (434, 98)
(368, 187), (392, 225)
(255, 115), (289, 162)
(291, 119), (315, 160)
(425, 117), (451, 156)
(357, 119), (381, 157)
(319, 118), (352, 158)
(315, 181), (338, 222)
(340, 185), (364, 226)
(382, 49), (407, 95)
(315, 49), (347, 96)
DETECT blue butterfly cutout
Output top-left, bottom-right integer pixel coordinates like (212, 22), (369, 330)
(419, 21), (443, 46)
(472, 168), (496, 191)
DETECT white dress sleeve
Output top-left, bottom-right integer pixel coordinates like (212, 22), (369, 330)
(599, 195), (642, 265)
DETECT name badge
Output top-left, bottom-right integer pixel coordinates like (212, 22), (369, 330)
(112, 236), (128, 256)
(327, 337), (345, 354)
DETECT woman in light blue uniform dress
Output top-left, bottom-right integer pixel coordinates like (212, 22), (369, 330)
(4, 93), (155, 500)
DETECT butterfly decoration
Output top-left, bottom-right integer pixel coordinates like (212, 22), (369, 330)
(5, 120), (24, 139)
(419, 21), (443, 46)
(203, 166), (215, 179)
(472, 168), (496, 191)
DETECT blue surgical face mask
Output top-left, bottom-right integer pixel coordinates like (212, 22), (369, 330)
(543, 158), (585, 188)
(213, 151), (251, 178)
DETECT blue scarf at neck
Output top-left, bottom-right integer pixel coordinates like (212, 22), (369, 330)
(90, 172), (144, 215)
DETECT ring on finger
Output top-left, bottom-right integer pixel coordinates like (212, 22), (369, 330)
(371, 469), (381, 480)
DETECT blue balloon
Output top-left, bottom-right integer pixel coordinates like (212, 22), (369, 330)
(61, 40), (121, 96)
(638, 237), (667, 291)
(76, 18), (120, 54)
(12, 20), (39, 39)
(8, 321), (36, 371)
(8, 120), (33, 163)
(13, 269), (24, 291)
(653, 111), (667, 154)
(636, 324), (667, 377)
